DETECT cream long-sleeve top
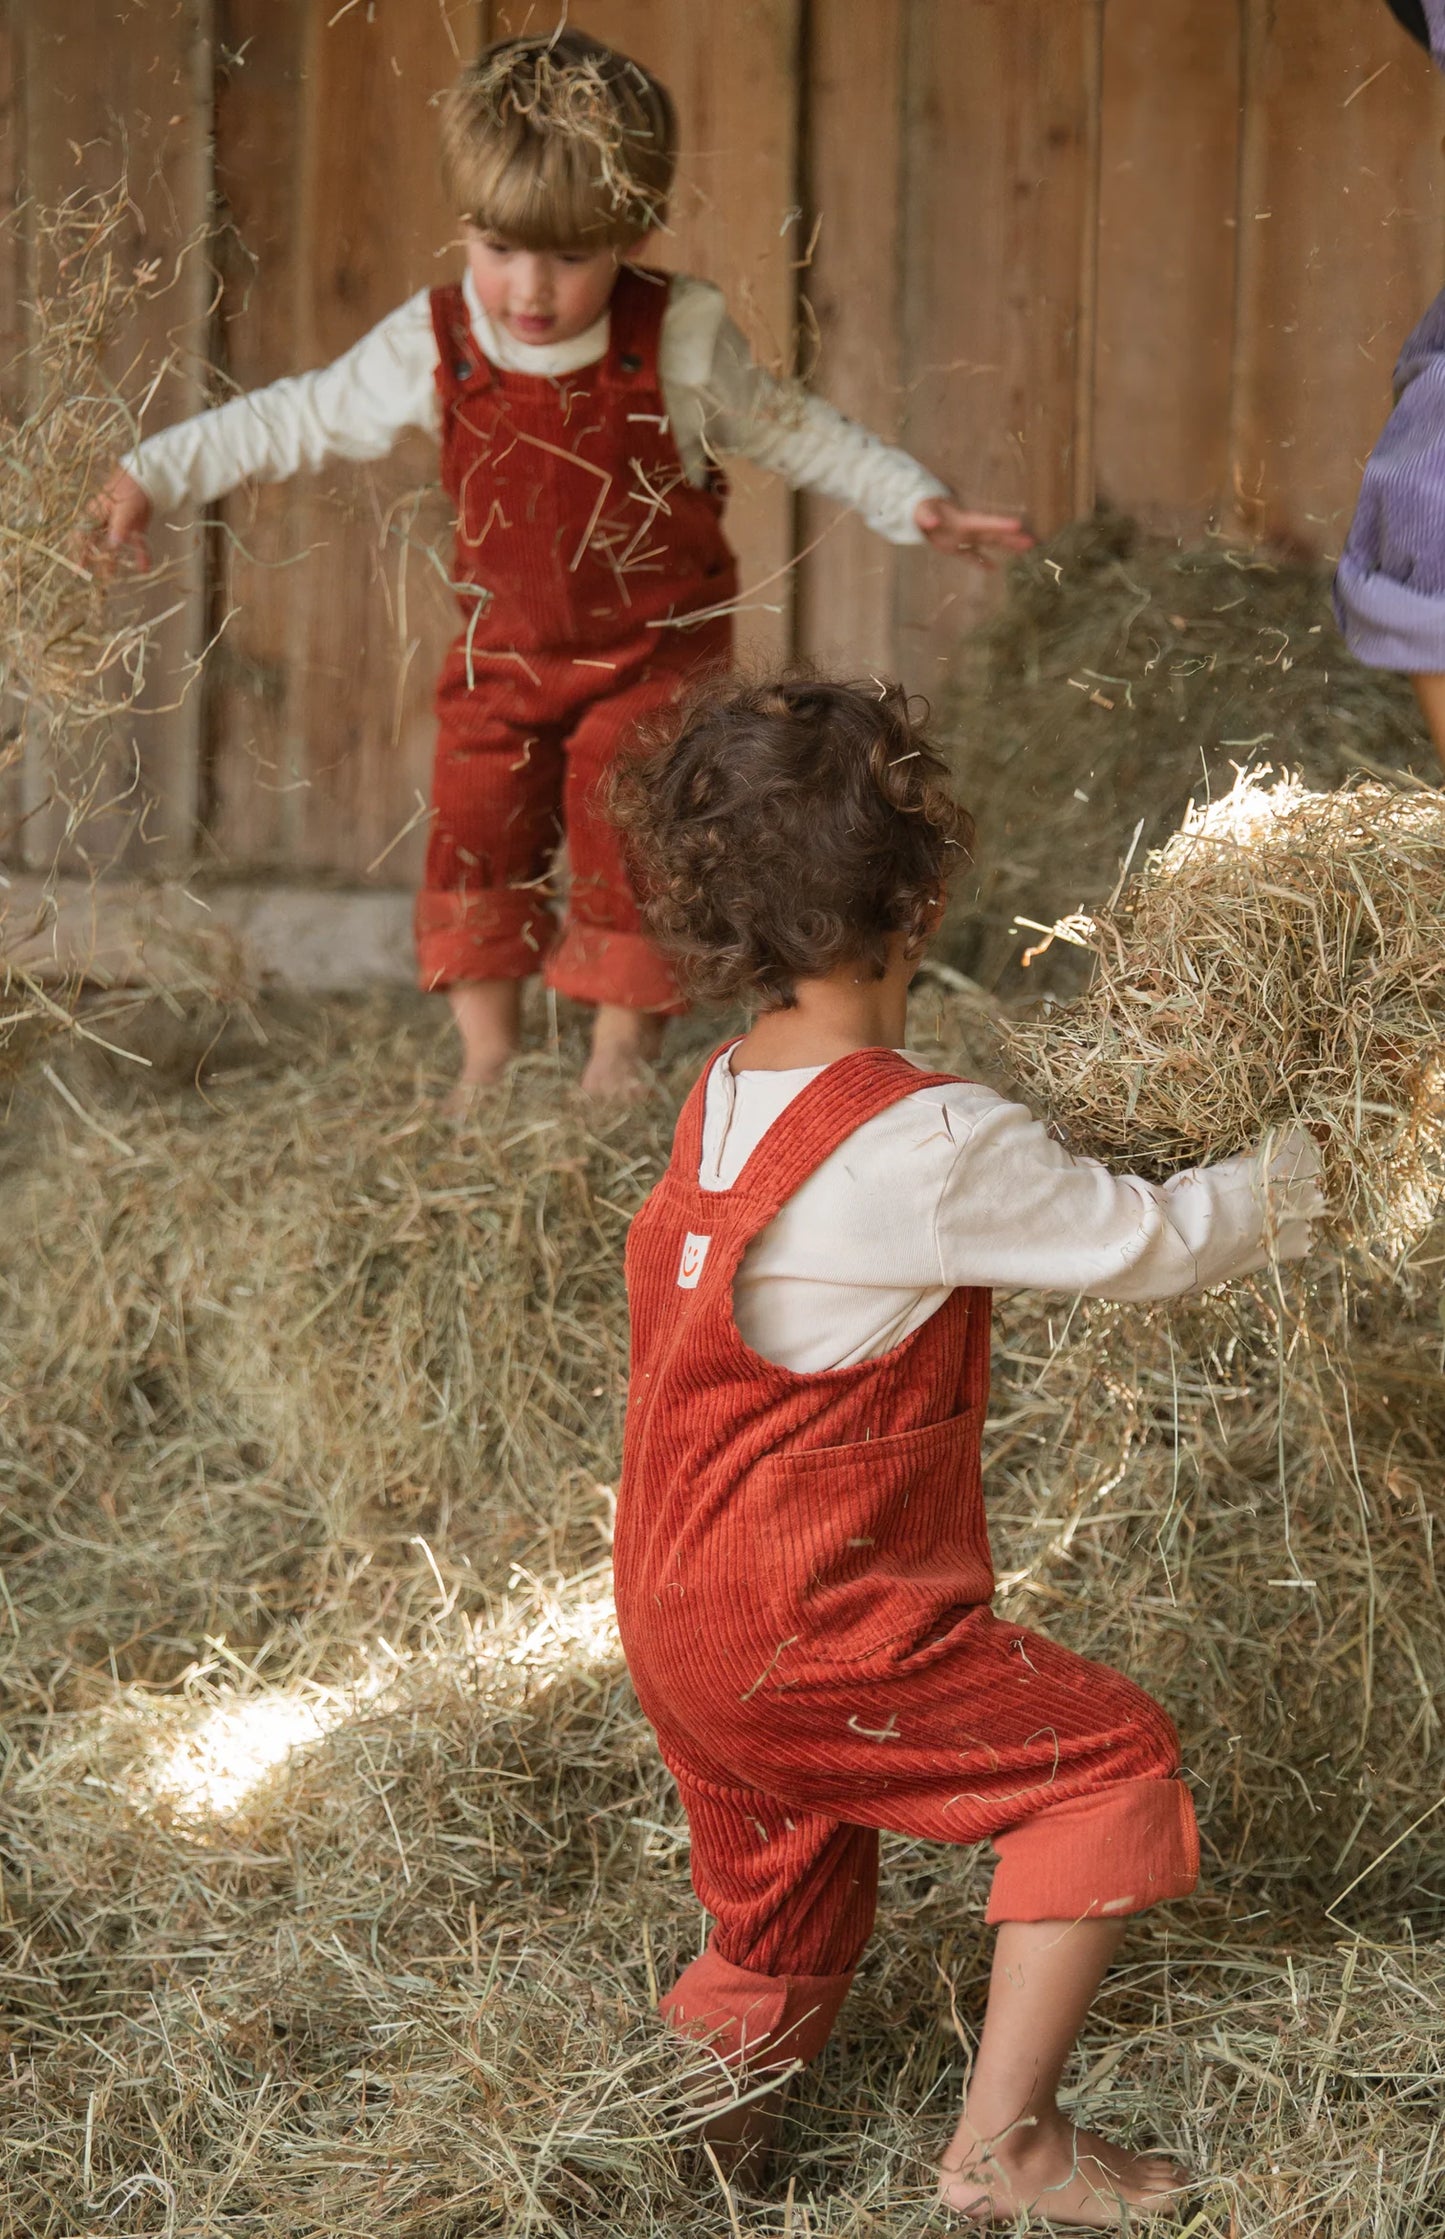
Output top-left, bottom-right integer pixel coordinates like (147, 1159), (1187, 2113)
(123, 267), (947, 541)
(700, 1052), (1325, 1374)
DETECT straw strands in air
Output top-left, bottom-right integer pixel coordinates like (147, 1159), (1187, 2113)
(0, 181), (191, 735)
(1003, 772), (1445, 1274)
(1, 994), (1442, 2234)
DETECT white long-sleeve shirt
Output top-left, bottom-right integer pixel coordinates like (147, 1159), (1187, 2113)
(125, 268), (946, 542)
(701, 1052), (1324, 1373)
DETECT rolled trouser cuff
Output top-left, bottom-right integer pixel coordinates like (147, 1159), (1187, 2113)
(985, 1774), (1199, 1923)
(414, 888), (555, 991)
(661, 1947), (853, 2071)
(546, 922), (684, 1013)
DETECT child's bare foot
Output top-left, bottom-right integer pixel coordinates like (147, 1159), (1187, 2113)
(441, 1066), (510, 1120)
(693, 2081), (787, 2194)
(580, 1003), (666, 1101)
(939, 2112), (1189, 2227)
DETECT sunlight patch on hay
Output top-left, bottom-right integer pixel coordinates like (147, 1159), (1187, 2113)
(148, 1685), (350, 1818)
(495, 1564), (621, 1674)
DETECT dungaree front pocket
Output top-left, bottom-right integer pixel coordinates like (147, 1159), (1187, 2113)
(740, 1408), (994, 1667)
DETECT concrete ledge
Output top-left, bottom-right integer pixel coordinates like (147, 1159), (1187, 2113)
(3, 876), (416, 993)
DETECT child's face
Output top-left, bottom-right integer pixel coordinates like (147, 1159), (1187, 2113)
(464, 230), (626, 347)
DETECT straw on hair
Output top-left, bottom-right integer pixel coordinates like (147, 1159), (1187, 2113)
(440, 31), (676, 250)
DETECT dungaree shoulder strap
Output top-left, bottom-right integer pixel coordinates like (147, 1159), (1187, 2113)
(602, 264), (671, 389)
(667, 1041), (736, 1183)
(429, 283), (490, 403)
(667, 1046), (967, 1233)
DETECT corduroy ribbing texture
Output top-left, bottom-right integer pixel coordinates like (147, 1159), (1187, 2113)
(615, 1049), (1199, 2071)
(418, 268), (736, 1001)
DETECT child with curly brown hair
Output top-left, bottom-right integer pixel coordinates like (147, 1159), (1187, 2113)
(610, 676), (1323, 2221)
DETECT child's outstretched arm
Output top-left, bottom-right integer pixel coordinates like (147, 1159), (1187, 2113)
(680, 283), (1031, 560)
(928, 1094), (1325, 1300)
(95, 291), (441, 562)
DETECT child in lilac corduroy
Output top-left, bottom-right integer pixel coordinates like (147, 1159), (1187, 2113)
(1335, 0), (1445, 763)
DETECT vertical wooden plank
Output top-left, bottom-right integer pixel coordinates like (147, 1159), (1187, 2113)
(287, 0), (476, 885)
(1230, 0), (1445, 551)
(0, 0), (21, 412)
(512, 0), (802, 665)
(0, 0), (26, 858)
(1070, 10), (1104, 524)
(208, 0), (484, 887)
(794, 0), (906, 677)
(1093, 0), (1242, 534)
(22, 0), (213, 874)
(205, 0), (312, 873)
(894, 0), (1102, 689)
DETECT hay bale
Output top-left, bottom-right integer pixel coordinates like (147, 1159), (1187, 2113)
(942, 513), (1434, 993)
(1, 995), (1443, 2232)
(1001, 771), (1445, 1273)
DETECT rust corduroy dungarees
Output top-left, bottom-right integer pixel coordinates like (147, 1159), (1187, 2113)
(615, 1049), (1199, 2071)
(420, 267), (737, 1005)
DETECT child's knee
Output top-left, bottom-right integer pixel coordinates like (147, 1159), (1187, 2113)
(986, 1771), (1199, 1924)
(1121, 1683), (1184, 1784)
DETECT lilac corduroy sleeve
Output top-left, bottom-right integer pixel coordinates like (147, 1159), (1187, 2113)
(1333, 0), (1445, 671)
(1334, 288), (1445, 671)
(1429, 0), (1445, 62)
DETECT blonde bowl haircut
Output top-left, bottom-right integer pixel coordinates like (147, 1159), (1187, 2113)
(440, 31), (677, 253)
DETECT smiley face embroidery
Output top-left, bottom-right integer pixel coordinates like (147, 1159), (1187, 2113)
(676, 1232), (711, 1289)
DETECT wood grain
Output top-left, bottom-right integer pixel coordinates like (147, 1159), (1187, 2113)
(208, 0), (479, 888)
(795, 0), (906, 676)
(894, 0), (1103, 688)
(1094, 0), (1243, 533)
(0, 0), (24, 855)
(1230, 0), (1445, 551)
(14, 0), (1445, 902)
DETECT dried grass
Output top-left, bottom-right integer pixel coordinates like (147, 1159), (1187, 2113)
(0, 180), (190, 735)
(1, 994), (1442, 2235)
(1001, 772), (1445, 1275)
(941, 513), (1435, 995)
(0, 178), (206, 1083)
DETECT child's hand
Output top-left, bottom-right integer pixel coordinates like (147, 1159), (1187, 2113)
(91, 467), (153, 575)
(915, 495), (1034, 565)
(1261, 1123), (1327, 1258)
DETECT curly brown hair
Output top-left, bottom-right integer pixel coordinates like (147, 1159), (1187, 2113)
(611, 674), (974, 1009)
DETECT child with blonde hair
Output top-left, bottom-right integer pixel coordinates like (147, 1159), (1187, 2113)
(98, 31), (1029, 1099)
(611, 675), (1323, 2217)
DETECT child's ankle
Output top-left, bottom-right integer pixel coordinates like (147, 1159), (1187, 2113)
(590, 1002), (666, 1055)
(952, 2099), (1064, 2170)
(447, 978), (524, 1084)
